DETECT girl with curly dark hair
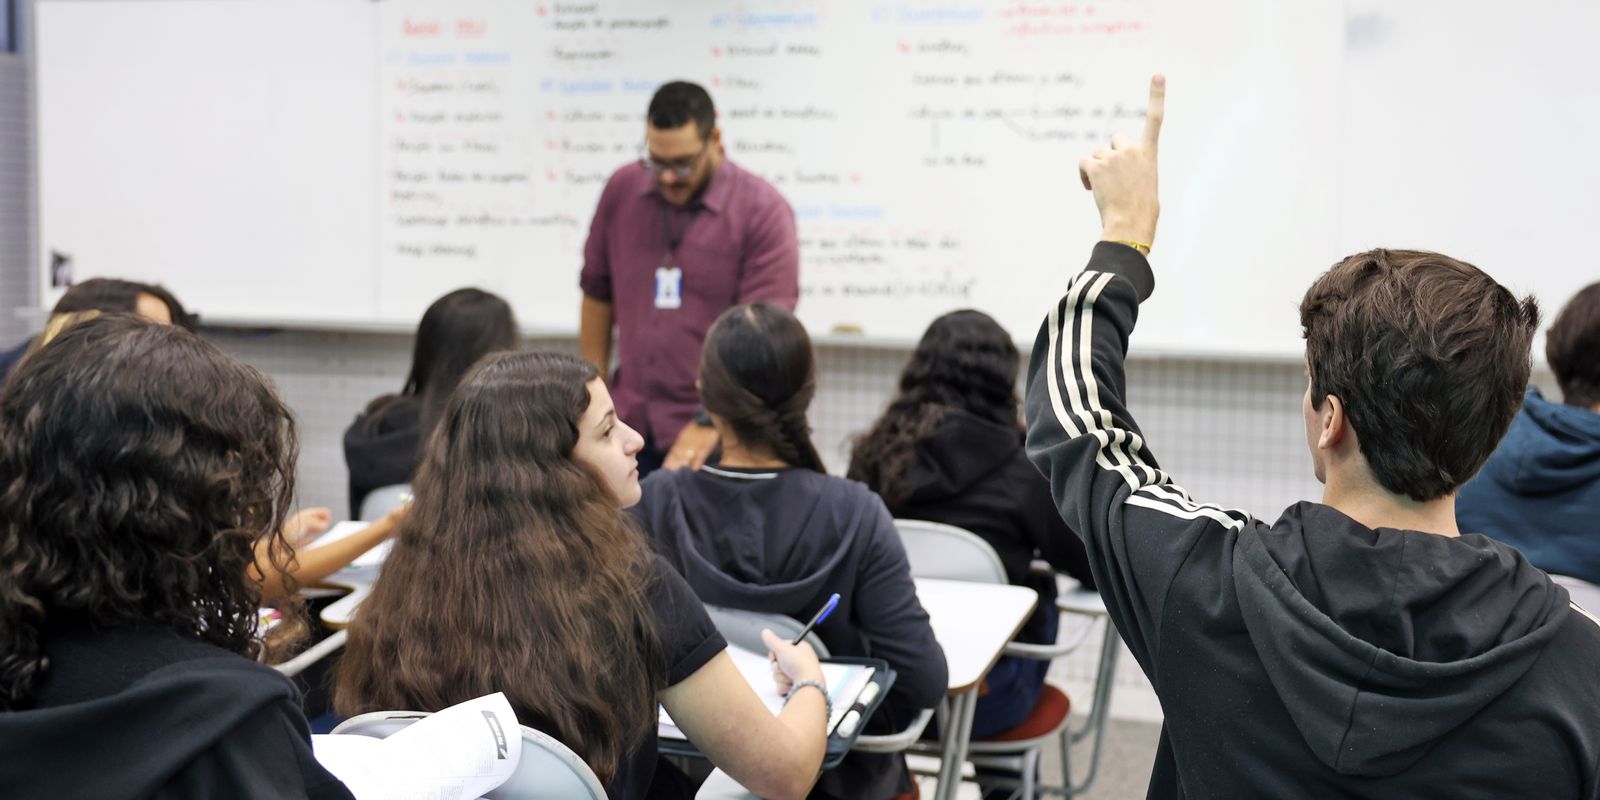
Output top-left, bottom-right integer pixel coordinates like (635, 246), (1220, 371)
(848, 309), (1095, 742)
(0, 314), (351, 798)
(335, 351), (828, 800)
(631, 303), (948, 800)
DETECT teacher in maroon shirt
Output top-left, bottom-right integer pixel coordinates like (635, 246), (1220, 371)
(579, 81), (799, 477)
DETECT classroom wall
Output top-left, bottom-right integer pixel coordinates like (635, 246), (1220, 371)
(0, 15), (29, 343)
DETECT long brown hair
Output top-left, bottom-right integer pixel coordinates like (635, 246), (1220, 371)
(0, 315), (302, 709)
(335, 351), (664, 780)
(699, 303), (826, 472)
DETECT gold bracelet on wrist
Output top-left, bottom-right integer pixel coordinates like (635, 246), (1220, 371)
(1107, 239), (1151, 256)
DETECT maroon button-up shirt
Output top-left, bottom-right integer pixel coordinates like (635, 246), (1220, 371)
(580, 159), (799, 446)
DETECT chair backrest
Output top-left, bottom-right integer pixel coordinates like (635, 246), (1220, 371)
(1552, 574), (1600, 614)
(330, 711), (607, 800)
(705, 604), (831, 658)
(893, 519), (1008, 584)
(359, 483), (411, 522)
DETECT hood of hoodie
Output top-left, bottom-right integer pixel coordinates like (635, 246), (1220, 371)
(1479, 388), (1600, 495)
(0, 654), (303, 796)
(641, 467), (876, 610)
(1233, 501), (1571, 778)
(343, 394), (423, 478)
(901, 409), (1024, 505)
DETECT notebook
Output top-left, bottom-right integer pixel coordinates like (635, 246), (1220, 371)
(658, 645), (877, 739)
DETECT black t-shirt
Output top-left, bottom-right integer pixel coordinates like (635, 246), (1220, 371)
(605, 556), (727, 800)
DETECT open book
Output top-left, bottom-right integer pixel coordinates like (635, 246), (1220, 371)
(313, 692), (520, 800)
(658, 645), (876, 740)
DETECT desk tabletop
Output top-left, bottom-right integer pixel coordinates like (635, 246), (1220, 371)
(316, 565), (379, 630)
(913, 578), (1037, 694)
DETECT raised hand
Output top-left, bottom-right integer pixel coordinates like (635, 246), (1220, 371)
(1079, 74), (1165, 250)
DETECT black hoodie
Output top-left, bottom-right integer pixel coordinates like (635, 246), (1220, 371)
(342, 394), (422, 518)
(885, 407), (1096, 644)
(633, 465), (948, 800)
(0, 624), (353, 799)
(1024, 243), (1600, 798)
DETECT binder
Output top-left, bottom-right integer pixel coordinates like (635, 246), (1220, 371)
(658, 655), (897, 770)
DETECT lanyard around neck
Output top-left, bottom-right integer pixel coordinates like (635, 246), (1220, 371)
(661, 203), (702, 260)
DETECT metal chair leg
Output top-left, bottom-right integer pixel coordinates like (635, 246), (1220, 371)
(1065, 619), (1120, 796)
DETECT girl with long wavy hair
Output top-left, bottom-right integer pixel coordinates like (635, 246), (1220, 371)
(631, 303), (948, 800)
(848, 309), (1095, 745)
(334, 351), (828, 800)
(342, 287), (518, 517)
(0, 314), (351, 799)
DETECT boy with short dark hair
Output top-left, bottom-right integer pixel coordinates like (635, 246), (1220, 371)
(1026, 76), (1600, 798)
(1458, 281), (1600, 586)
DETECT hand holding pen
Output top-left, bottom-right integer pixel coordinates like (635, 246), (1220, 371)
(766, 593), (839, 694)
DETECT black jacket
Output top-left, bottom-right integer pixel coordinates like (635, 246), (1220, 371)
(0, 624), (352, 799)
(887, 407), (1096, 643)
(1024, 243), (1600, 799)
(634, 465), (947, 800)
(342, 394), (422, 518)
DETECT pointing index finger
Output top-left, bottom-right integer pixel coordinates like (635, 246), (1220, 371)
(1142, 73), (1166, 149)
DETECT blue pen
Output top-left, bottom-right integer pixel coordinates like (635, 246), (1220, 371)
(791, 593), (841, 645)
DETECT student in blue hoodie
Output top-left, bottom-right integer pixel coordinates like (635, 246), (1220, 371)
(633, 303), (948, 800)
(1458, 281), (1600, 586)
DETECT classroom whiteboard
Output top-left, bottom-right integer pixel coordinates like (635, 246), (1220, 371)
(34, 0), (1600, 355)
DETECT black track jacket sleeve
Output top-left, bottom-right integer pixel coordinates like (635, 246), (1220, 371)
(1022, 242), (1254, 677)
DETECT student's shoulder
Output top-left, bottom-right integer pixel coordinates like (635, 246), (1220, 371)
(790, 469), (882, 509)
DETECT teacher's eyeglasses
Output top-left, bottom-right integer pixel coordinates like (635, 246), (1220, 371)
(640, 143), (709, 179)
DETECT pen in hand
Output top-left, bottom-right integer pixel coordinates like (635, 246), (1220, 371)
(792, 592), (841, 645)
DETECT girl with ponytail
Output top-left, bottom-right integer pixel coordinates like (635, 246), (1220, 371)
(632, 303), (948, 800)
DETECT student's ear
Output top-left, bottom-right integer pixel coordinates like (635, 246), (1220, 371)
(1317, 394), (1348, 451)
(709, 126), (722, 148)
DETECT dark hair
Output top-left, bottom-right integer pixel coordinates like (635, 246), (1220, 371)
(648, 81), (716, 139)
(51, 278), (142, 316)
(1546, 281), (1600, 408)
(1299, 249), (1540, 501)
(699, 303), (826, 473)
(336, 352), (663, 781)
(51, 278), (194, 331)
(848, 310), (1021, 506)
(0, 315), (301, 709)
(397, 288), (518, 437)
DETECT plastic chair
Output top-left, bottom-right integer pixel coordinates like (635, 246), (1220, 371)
(358, 483), (411, 522)
(896, 519), (1100, 798)
(331, 710), (607, 799)
(704, 604), (831, 657)
(1553, 573), (1600, 613)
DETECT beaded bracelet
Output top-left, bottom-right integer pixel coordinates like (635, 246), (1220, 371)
(785, 678), (832, 724)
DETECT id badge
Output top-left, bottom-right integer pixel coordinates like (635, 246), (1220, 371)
(654, 265), (683, 310)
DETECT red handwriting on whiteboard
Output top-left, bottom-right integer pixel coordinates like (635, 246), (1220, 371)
(403, 18), (440, 37)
